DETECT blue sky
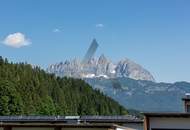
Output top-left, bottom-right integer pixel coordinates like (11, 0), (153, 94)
(0, 0), (189, 83)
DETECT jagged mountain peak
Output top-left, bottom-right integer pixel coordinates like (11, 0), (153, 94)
(47, 55), (155, 81)
(116, 58), (155, 81)
(98, 54), (107, 61)
(119, 57), (133, 63)
(97, 54), (109, 65)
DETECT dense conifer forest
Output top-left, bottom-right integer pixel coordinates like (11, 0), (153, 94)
(0, 56), (127, 115)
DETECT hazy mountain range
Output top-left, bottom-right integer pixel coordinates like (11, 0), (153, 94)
(86, 78), (190, 112)
(47, 55), (190, 112)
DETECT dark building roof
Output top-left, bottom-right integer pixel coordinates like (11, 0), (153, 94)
(0, 116), (68, 123)
(144, 112), (190, 117)
(0, 116), (142, 123)
(0, 116), (138, 129)
(182, 98), (190, 101)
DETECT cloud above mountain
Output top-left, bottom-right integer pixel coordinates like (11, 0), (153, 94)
(96, 24), (104, 28)
(53, 28), (62, 33)
(3, 32), (31, 48)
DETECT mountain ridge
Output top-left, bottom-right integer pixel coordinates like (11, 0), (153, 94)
(47, 56), (190, 112)
(47, 55), (155, 81)
(85, 77), (190, 112)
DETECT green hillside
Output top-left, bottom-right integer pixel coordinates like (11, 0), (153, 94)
(0, 56), (127, 115)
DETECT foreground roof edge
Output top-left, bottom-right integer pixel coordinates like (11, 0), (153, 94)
(143, 112), (190, 117)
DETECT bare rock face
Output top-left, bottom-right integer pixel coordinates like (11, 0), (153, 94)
(115, 58), (155, 81)
(47, 55), (155, 81)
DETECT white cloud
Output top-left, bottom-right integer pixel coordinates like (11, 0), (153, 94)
(53, 28), (62, 33)
(3, 32), (31, 48)
(96, 24), (104, 28)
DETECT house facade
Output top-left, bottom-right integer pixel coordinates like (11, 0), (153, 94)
(144, 93), (190, 130)
(144, 113), (190, 130)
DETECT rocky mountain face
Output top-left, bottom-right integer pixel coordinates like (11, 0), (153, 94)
(47, 54), (155, 81)
(115, 58), (155, 81)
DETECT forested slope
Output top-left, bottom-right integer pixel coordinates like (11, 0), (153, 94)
(0, 56), (127, 115)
